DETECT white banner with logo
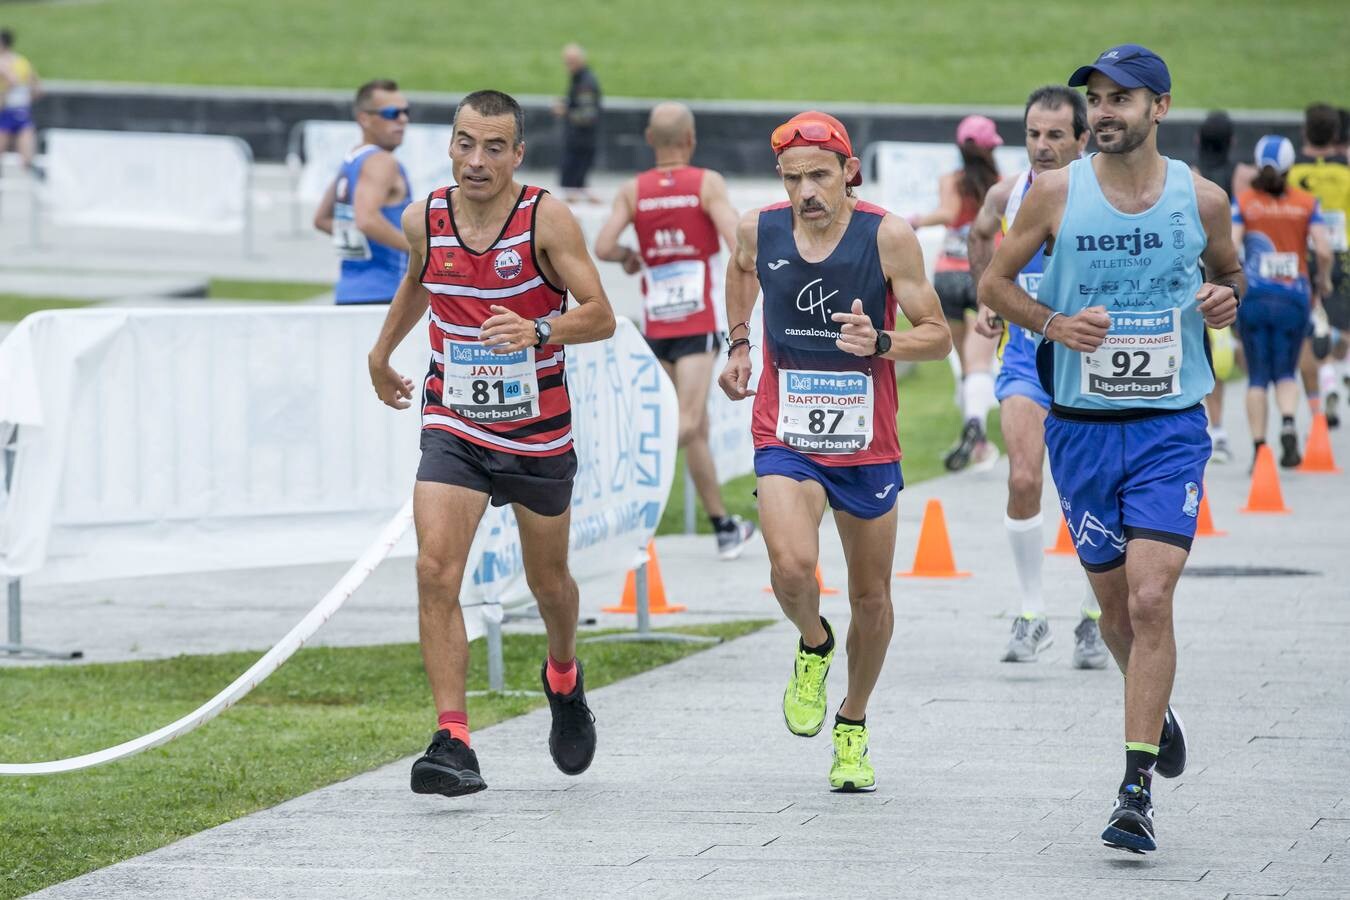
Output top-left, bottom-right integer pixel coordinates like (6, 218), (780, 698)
(0, 309), (676, 608)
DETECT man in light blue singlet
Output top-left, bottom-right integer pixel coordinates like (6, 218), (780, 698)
(980, 45), (1243, 855)
(968, 85), (1106, 669)
(314, 78), (412, 304)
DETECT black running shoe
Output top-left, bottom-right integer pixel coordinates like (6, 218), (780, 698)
(943, 419), (983, 472)
(1155, 706), (1187, 779)
(1280, 430), (1302, 468)
(410, 730), (486, 797)
(541, 659), (597, 775)
(1327, 392), (1341, 430)
(1102, 784), (1156, 853)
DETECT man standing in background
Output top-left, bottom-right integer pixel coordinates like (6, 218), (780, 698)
(314, 79), (411, 305)
(554, 44), (602, 204)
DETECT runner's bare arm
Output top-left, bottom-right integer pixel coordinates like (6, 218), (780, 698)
(313, 180), (337, 235)
(592, 179), (640, 273)
(849, 215), (950, 361)
(367, 201), (431, 409)
(701, 169), (741, 255)
(482, 193), (615, 352)
(968, 177), (1014, 336)
(1194, 176), (1244, 330)
(980, 170), (1109, 352)
(717, 210), (761, 400)
(353, 152), (411, 252)
(909, 172), (963, 228)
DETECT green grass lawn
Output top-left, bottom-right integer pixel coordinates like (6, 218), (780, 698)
(0, 280), (328, 322)
(0, 620), (770, 899)
(0, 294), (93, 322)
(659, 358), (1003, 535)
(3, 0), (1342, 109)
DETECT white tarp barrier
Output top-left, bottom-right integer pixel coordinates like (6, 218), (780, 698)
(0, 309), (676, 599)
(40, 129), (253, 238)
(290, 120), (457, 209)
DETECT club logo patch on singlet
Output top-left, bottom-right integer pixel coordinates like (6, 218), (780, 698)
(493, 249), (524, 280)
(442, 341), (540, 423)
(775, 370), (874, 454)
(1081, 308), (1182, 399)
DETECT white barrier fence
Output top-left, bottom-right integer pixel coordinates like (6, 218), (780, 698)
(0, 308), (676, 648)
(37, 129), (255, 253)
(287, 120), (457, 228)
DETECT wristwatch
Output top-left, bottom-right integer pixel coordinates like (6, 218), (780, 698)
(872, 330), (892, 357)
(533, 317), (553, 348)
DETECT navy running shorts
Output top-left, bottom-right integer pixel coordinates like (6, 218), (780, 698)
(754, 446), (902, 520)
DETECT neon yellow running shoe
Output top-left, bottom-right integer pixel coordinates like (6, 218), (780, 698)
(782, 643), (833, 737)
(829, 722), (875, 792)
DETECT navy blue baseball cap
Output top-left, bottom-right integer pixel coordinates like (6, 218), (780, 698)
(1068, 44), (1171, 95)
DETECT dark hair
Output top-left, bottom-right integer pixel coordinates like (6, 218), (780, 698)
(958, 143), (999, 204)
(1198, 111), (1233, 154)
(1252, 166), (1287, 196)
(0, 29), (13, 48)
(355, 79), (399, 110)
(832, 151), (855, 197)
(455, 89), (525, 146)
(1024, 85), (1088, 138)
(1304, 103), (1339, 147)
(1339, 108), (1350, 146)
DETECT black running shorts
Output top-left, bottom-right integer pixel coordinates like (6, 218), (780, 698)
(644, 332), (720, 365)
(416, 428), (577, 517)
(934, 270), (978, 321)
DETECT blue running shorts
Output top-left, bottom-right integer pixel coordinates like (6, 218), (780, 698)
(996, 324), (1051, 409)
(754, 446), (902, 520)
(1045, 405), (1211, 571)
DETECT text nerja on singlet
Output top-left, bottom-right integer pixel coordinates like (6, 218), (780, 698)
(1073, 228), (1164, 256)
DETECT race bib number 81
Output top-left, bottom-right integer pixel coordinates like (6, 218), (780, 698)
(1081, 308), (1182, 400)
(443, 341), (540, 423)
(776, 369), (873, 454)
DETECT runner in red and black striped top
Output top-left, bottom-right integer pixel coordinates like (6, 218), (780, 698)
(421, 182), (573, 455)
(366, 90), (614, 796)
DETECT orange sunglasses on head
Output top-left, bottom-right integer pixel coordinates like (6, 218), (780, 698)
(770, 119), (848, 153)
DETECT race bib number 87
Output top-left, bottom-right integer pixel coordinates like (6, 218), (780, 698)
(1081, 308), (1182, 400)
(443, 341), (540, 423)
(776, 369), (873, 454)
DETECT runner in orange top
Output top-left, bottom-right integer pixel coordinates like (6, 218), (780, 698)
(1232, 135), (1334, 468)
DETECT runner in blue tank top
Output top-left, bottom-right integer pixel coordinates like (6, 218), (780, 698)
(981, 45), (1243, 856)
(967, 86), (1106, 670)
(314, 78), (412, 305)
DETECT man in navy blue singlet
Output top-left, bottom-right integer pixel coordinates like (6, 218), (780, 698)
(981, 46), (1243, 854)
(718, 112), (950, 792)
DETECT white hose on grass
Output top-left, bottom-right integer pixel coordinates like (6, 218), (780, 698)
(0, 498), (414, 776)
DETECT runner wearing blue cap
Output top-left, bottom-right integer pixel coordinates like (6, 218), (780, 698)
(980, 44), (1244, 855)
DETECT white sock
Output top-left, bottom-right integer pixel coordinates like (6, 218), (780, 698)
(1320, 363), (1338, 397)
(1081, 577), (1101, 620)
(963, 371), (996, 424)
(1208, 425), (1228, 442)
(1005, 513), (1044, 617)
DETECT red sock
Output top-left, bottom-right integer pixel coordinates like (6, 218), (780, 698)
(437, 710), (470, 747)
(546, 655), (577, 695)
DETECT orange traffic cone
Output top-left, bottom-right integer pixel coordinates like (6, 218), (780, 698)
(763, 563), (840, 597)
(898, 499), (971, 578)
(604, 541), (686, 614)
(1240, 444), (1290, 514)
(1297, 414), (1342, 473)
(1195, 489), (1227, 537)
(1045, 517), (1075, 555)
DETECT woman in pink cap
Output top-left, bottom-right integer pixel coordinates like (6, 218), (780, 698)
(910, 115), (1005, 472)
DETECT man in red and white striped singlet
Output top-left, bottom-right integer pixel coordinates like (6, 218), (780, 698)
(367, 90), (615, 798)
